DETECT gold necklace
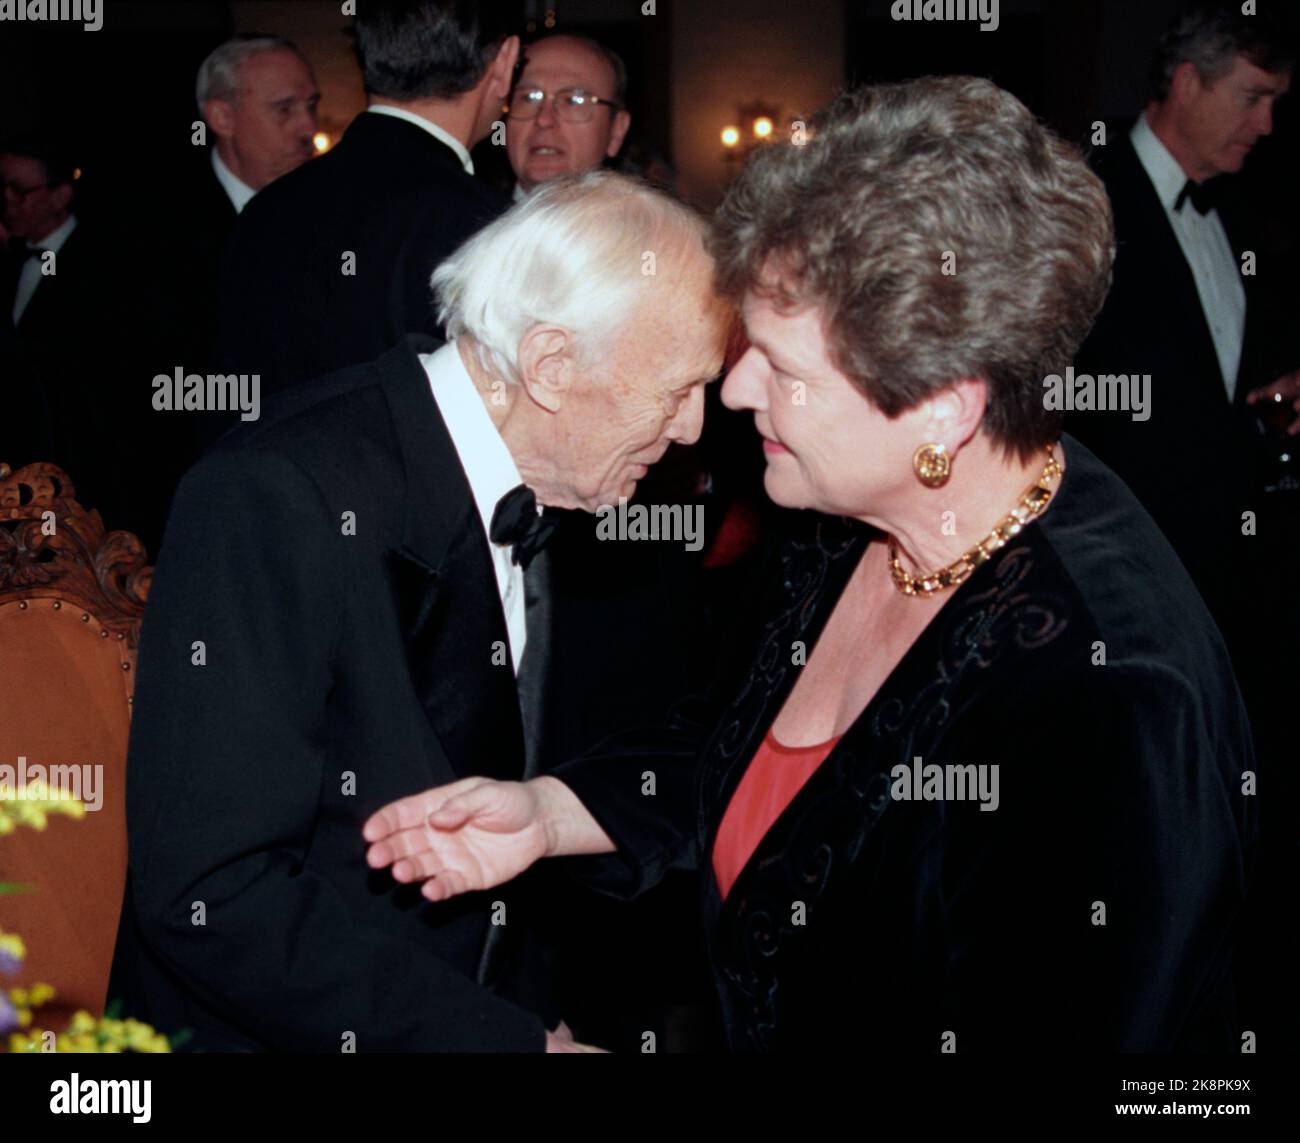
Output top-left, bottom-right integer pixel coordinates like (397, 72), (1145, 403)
(887, 444), (1063, 597)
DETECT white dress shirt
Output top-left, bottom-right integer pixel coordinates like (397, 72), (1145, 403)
(1130, 113), (1246, 400)
(12, 213), (76, 326)
(422, 340), (527, 672)
(211, 147), (256, 214)
(366, 104), (475, 175)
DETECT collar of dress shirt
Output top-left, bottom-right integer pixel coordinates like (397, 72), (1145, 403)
(211, 147), (257, 214)
(1130, 112), (1198, 213)
(27, 212), (77, 254)
(422, 340), (525, 548)
(366, 104), (475, 175)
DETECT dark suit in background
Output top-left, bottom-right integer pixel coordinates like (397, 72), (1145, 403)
(106, 151), (243, 553)
(1071, 128), (1292, 629)
(109, 335), (555, 1050)
(1071, 124), (1298, 1049)
(0, 223), (128, 521)
(216, 111), (507, 397)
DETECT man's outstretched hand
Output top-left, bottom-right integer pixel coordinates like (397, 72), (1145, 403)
(363, 777), (552, 901)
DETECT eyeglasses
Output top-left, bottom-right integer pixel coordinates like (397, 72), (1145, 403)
(507, 87), (622, 123)
(1, 181), (50, 202)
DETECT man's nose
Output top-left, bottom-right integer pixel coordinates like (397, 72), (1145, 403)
(1252, 99), (1274, 136)
(720, 348), (766, 412)
(535, 94), (560, 128)
(667, 384), (706, 446)
(293, 103), (319, 138)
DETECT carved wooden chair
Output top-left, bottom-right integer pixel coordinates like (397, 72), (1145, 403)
(0, 461), (151, 1029)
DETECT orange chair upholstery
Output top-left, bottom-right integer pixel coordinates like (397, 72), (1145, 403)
(0, 462), (151, 1030)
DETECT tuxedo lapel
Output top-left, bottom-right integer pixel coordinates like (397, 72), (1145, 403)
(381, 336), (526, 783)
(1116, 139), (1232, 400)
(516, 547), (553, 779)
(14, 227), (82, 336)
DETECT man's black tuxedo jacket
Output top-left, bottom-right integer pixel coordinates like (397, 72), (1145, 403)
(108, 335), (551, 1051)
(1070, 131), (1292, 628)
(216, 111), (507, 396)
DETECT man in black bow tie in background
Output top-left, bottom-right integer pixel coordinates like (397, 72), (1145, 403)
(108, 169), (727, 1052)
(1070, 0), (1297, 1049)
(1072, 1), (1293, 598)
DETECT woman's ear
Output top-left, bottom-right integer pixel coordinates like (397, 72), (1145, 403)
(517, 325), (574, 413)
(921, 377), (989, 454)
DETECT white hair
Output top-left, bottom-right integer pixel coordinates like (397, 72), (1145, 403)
(196, 34), (301, 107)
(432, 170), (710, 386)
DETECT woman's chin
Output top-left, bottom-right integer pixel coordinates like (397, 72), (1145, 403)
(762, 469), (809, 509)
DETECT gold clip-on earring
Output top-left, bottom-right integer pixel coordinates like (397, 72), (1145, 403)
(912, 442), (951, 488)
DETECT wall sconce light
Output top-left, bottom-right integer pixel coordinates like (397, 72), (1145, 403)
(721, 102), (790, 166)
(312, 132), (332, 154)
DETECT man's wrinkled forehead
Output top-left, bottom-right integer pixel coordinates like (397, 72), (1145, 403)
(236, 49), (315, 101)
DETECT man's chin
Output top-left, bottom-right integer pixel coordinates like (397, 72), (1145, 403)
(525, 160), (573, 185)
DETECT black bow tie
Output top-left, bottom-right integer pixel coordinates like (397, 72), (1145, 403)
(1175, 178), (1220, 215)
(489, 484), (558, 570)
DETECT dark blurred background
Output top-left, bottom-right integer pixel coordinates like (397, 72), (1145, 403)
(2, 0), (1294, 351)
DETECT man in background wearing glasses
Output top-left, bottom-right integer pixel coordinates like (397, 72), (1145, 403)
(505, 34), (631, 202)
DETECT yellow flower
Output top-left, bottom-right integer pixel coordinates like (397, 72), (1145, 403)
(0, 785), (86, 834)
(0, 929), (27, 965)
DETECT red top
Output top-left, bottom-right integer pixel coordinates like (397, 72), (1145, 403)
(712, 728), (842, 902)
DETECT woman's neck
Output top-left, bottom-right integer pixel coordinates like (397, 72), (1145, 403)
(866, 437), (1063, 576)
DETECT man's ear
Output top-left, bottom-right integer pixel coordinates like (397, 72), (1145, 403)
(517, 324), (574, 414)
(487, 35), (521, 106)
(1170, 60), (1204, 106)
(49, 182), (73, 214)
(607, 109), (632, 158)
(202, 98), (236, 142)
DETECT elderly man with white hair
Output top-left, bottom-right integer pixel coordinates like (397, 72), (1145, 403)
(108, 170), (729, 1053)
